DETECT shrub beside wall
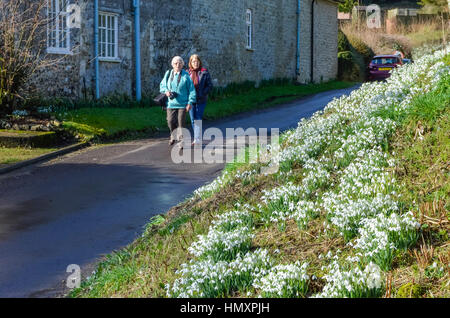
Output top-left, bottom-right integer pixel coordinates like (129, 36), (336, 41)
(337, 30), (371, 82)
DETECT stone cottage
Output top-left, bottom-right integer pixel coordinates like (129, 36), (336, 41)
(35, 0), (339, 100)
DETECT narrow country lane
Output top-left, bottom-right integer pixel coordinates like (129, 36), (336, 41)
(0, 85), (359, 297)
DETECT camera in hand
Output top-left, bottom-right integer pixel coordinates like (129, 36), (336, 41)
(168, 91), (178, 100)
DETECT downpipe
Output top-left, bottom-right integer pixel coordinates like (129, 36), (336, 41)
(296, 0), (302, 79)
(94, 0), (100, 99)
(310, 0), (316, 83)
(133, 0), (142, 101)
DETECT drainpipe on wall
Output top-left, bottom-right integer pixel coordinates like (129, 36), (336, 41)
(310, 0), (316, 83)
(94, 0), (100, 99)
(133, 0), (142, 101)
(296, 0), (301, 81)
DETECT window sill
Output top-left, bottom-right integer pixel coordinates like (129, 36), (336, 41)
(47, 48), (73, 55)
(99, 57), (121, 63)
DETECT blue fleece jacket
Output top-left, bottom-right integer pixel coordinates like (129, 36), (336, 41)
(160, 70), (197, 109)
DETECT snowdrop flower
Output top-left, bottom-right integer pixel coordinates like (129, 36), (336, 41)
(168, 48), (448, 299)
(253, 262), (310, 298)
(313, 260), (384, 298)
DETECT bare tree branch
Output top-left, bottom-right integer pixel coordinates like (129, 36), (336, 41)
(0, 0), (76, 115)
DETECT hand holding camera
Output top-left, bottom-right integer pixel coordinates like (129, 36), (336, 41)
(168, 91), (178, 100)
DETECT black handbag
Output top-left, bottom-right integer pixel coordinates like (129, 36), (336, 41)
(153, 93), (168, 107)
(154, 70), (171, 111)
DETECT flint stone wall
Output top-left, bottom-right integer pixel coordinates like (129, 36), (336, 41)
(29, 0), (338, 100)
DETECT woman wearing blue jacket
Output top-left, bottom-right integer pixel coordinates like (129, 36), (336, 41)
(160, 56), (197, 148)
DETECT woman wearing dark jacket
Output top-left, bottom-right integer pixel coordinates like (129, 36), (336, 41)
(188, 54), (213, 146)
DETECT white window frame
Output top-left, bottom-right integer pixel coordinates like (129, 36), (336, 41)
(47, 0), (72, 54)
(98, 12), (120, 62)
(246, 9), (253, 50)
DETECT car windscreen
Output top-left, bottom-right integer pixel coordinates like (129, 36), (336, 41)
(371, 57), (399, 65)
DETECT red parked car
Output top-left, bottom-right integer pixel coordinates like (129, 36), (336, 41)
(368, 55), (403, 81)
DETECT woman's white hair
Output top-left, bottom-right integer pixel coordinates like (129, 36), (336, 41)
(171, 56), (185, 67)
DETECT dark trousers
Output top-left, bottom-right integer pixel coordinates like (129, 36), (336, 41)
(167, 108), (187, 141)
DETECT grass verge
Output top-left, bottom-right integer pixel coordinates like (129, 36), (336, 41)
(0, 146), (58, 165)
(387, 77), (449, 298)
(69, 53), (448, 298)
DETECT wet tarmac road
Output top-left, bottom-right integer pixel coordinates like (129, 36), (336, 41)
(0, 85), (358, 297)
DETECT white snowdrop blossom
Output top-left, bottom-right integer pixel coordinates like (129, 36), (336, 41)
(261, 182), (303, 207)
(188, 226), (254, 261)
(193, 170), (234, 200)
(168, 48), (449, 299)
(37, 106), (56, 114)
(234, 169), (259, 180)
(12, 110), (29, 117)
(323, 192), (399, 241)
(253, 261), (310, 298)
(291, 200), (321, 229)
(314, 260), (384, 298)
(353, 212), (420, 270)
(210, 209), (254, 232)
(260, 180), (321, 229)
(166, 249), (273, 298)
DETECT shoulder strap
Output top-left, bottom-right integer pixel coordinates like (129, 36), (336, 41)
(169, 70), (182, 89)
(167, 70), (172, 84)
(167, 69), (177, 91)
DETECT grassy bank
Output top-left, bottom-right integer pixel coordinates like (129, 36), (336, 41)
(70, 50), (449, 298)
(388, 76), (449, 297)
(56, 80), (356, 141)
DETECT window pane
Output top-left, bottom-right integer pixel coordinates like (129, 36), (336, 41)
(47, 0), (70, 50)
(59, 0), (68, 13)
(101, 29), (106, 54)
(58, 16), (63, 47)
(62, 31), (67, 48)
(98, 14), (118, 58)
(51, 31), (56, 47)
